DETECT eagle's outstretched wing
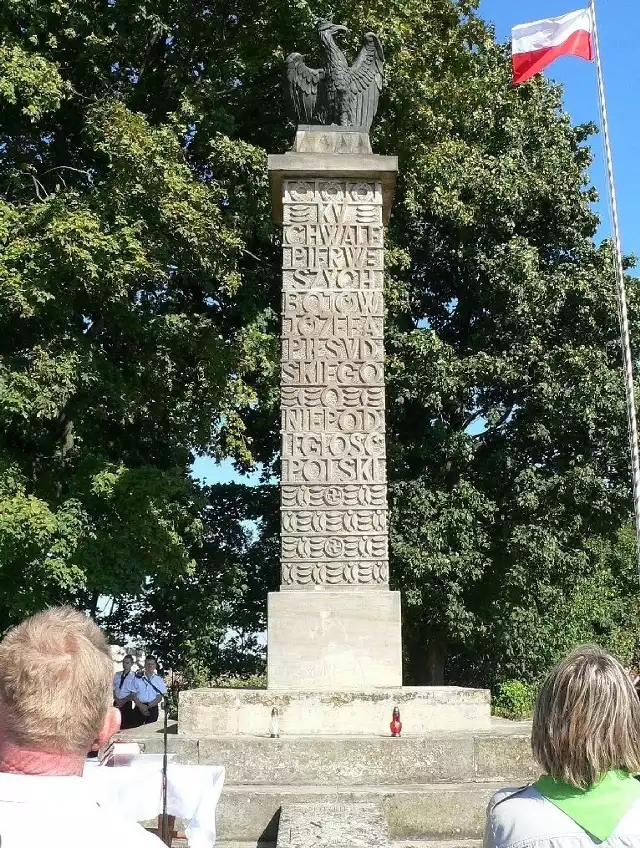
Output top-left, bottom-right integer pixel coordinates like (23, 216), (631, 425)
(348, 33), (384, 131)
(286, 53), (326, 124)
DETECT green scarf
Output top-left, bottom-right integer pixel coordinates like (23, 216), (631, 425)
(535, 770), (640, 841)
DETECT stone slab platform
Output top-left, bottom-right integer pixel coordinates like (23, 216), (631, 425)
(124, 722), (533, 847)
(214, 782), (516, 845)
(164, 841), (483, 848)
(146, 783), (499, 848)
(277, 802), (390, 848)
(178, 687), (491, 736)
(125, 721), (534, 785)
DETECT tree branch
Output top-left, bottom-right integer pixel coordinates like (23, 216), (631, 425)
(21, 171), (48, 201)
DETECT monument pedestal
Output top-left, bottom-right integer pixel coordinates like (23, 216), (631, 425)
(267, 590), (401, 690)
(134, 717), (532, 846)
(178, 685), (491, 736)
(178, 130), (492, 736)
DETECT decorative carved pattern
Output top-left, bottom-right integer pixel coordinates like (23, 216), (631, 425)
(282, 535), (388, 560)
(281, 386), (385, 408)
(281, 483), (387, 508)
(281, 560), (389, 587)
(280, 178), (388, 589)
(281, 509), (387, 534)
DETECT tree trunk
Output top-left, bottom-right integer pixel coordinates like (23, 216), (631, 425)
(425, 639), (447, 684)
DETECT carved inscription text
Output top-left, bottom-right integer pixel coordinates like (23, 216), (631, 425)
(280, 179), (388, 589)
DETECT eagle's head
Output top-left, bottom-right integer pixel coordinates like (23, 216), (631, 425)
(316, 19), (348, 37)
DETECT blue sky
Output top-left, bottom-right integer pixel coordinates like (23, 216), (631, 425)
(481, 0), (639, 253)
(193, 0), (637, 486)
(191, 454), (263, 485)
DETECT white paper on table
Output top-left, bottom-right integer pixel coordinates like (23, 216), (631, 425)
(83, 756), (225, 848)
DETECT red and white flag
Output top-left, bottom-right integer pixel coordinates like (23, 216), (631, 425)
(512, 8), (594, 85)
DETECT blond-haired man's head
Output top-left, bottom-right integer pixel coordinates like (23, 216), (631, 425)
(532, 644), (640, 789)
(0, 606), (119, 755)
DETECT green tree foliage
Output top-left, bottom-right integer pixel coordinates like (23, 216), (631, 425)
(1, 0), (638, 684)
(492, 680), (537, 720)
(373, 6), (640, 684)
(102, 483), (279, 687)
(0, 0), (279, 629)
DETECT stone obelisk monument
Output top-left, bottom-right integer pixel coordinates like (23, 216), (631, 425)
(178, 21), (490, 737)
(267, 137), (400, 690)
(266, 20), (400, 691)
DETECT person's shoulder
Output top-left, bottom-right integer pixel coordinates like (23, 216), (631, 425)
(0, 787), (165, 848)
(486, 784), (587, 848)
(617, 794), (640, 833)
(486, 784), (544, 844)
(487, 783), (538, 812)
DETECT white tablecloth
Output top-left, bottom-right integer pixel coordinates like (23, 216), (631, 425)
(83, 755), (225, 848)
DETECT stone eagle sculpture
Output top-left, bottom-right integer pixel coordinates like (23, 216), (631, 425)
(286, 19), (384, 131)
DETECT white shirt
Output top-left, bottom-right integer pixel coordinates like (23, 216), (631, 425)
(0, 771), (163, 847)
(134, 673), (167, 704)
(113, 670), (136, 699)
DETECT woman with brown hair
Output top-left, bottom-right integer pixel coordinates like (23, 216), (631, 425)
(485, 645), (640, 848)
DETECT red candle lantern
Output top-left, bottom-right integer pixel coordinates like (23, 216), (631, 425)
(390, 706), (402, 737)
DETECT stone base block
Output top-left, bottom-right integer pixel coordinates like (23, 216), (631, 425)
(293, 126), (373, 155)
(277, 802), (390, 848)
(142, 783), (502, 847)
(177, 686), (491, 737)
(127, 719), (533, 784)
(215, 783), (503, 845)
(267, 590), (402, 690)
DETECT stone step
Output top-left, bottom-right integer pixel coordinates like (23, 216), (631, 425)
(216, 782), (526, 843)
(277, 802), (391, 848)
(214, 842), (483, 848)
(178, 687), (491, 736)
(127, 724), (535, 786)
(393, 842), (482, 848)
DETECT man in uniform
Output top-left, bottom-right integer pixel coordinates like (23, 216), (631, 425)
(132, 656), (167, 724)
(113, 653), (139, 729)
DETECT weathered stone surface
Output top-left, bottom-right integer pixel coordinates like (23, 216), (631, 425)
(266, 145), (401, 690)
(215, 843), (274, 848)
(268, 151), (397, 227)
(178, 687), (490, 736)
(216, 783), (507, 844)
(293, 128), (372, 155)
(279, 177), (388, 593)
(124, 732), (200, 766)
(131, 725), (535, 845)
(393, 842), (482, 848)
(277, 802), (390, 848)
(383, 784), (494, 840)
(474, 732), (536, 782)
(124, 723), (535, 785)
(197, 735), (475, 785)
(267, 591), (402, 690)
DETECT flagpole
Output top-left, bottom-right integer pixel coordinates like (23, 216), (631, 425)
(590, 0), (640, 577)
